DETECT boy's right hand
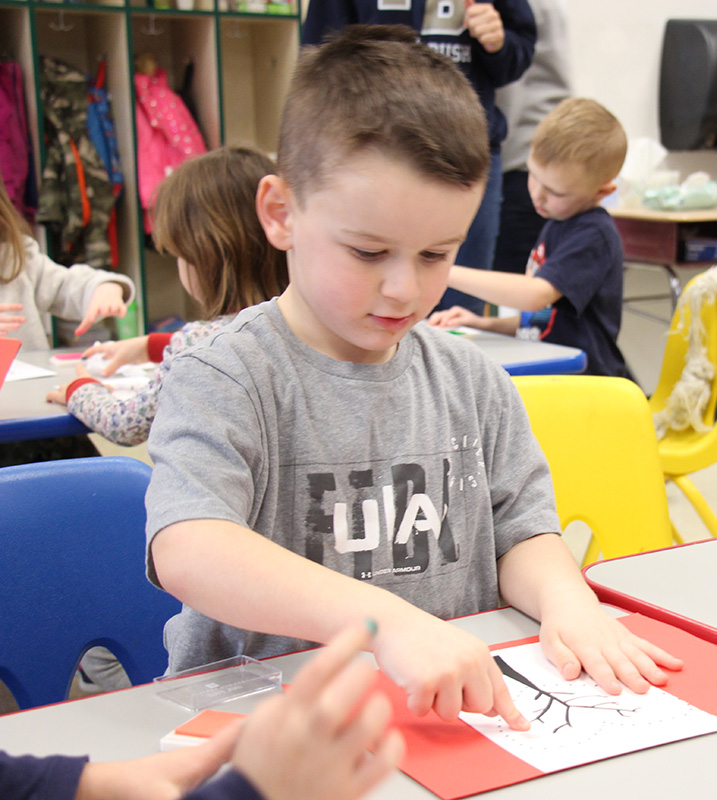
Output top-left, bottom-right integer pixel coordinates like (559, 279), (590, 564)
(82, 336), (150, 377)
(0, 302), (26, 336)
(373, 611), (530, 730)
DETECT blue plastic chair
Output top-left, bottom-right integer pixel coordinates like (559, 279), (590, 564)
(0, 456), (181, 709)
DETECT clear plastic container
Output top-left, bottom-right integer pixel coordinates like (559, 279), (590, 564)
(154, 655), (282, 711)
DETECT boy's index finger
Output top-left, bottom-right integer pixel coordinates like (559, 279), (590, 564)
(289, 621), (376, 702)
(489, 664), (530, 732)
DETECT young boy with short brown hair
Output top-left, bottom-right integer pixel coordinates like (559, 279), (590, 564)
(145, 29), (679, 730)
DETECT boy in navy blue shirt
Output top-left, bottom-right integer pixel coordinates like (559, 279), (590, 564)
(429, 97), (631, 378)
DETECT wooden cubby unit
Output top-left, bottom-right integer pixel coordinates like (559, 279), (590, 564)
(0, 0), (301, 335)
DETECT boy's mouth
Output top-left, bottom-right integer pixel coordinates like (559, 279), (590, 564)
(371, 314), (413, 332)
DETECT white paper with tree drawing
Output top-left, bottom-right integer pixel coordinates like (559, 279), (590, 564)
(460, 642), (717, 774)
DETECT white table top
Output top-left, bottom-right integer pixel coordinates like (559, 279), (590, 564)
(1, 606), (714, 800)
(584, 539), (717, 631)
(0, 348), (89, 441)
(445, 328), (586, 376)
(609, 205), (717, 223)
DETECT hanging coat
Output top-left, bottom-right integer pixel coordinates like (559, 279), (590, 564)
(87, 59), (123, 267)
(37, 56), (115, 268)
(0, 60), (35, 220)
(134, 65), (206, 231)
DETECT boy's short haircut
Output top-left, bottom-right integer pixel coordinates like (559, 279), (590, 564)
(531, 98), (628, 188)
(278, 24), (490, 204)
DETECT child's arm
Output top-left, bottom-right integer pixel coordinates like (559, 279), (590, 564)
(449, 265), (562, 311)
(25, 239), (135, 329)
(74, 718), (241, 800)
(151, 519), (529, 729)
(497, 534), (684, 694)
(427, 305), (520, 335)
(46, 363), (103, 408)
(75, 283), (128, 337)
(46, 358), (163, 446)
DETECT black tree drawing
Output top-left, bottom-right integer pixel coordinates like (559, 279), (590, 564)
(495, 655), (639, 734)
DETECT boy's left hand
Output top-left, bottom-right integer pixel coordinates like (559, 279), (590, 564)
(499, 535), (684, 696)
(463, 1), (505, 53)
(75, 282), (127, 337)
(540, 600), (684, 695)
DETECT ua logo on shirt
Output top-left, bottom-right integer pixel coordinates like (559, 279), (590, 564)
(305, 459), (460, 580)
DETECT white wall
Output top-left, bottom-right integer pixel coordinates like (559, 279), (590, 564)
(563, 0), (717, 175)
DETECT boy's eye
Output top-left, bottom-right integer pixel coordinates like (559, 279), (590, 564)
(351, 247), (387, 261)
(420, 251), (449, 263)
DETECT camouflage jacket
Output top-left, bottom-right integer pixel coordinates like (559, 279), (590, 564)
(37, 56), (115, 269)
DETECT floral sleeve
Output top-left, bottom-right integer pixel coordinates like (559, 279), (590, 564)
(67, 316), (233, 446)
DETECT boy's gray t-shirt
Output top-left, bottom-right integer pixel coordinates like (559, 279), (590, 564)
(146, 299), (560, 673)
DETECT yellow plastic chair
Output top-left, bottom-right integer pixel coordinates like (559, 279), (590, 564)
(648, 269), (717, 542)
(513, 375), (673, 566)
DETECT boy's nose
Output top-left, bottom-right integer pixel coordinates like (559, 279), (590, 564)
(382, 261), (420, 303)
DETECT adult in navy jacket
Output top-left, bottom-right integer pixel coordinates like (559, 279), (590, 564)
(301, 0), (536, 314)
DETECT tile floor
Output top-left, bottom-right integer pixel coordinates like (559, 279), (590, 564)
(2, 262), (715, 714)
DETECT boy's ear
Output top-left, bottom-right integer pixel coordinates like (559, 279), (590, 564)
(594, 180), (617, 203)
(256, 174), (293, 251)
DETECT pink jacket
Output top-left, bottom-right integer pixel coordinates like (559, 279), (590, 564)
(134, 67), (206, 229)
(0, 61), (32, 219)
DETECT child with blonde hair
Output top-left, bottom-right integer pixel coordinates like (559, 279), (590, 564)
(429, 97), (631, 378)
(0, 179), (133, 349)
(47, 146), (287, 445)
(0, 177), (133, 466)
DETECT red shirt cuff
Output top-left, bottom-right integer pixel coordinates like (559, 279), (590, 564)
(148, 332), (173, 362)
(66, 377), (102, 402)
